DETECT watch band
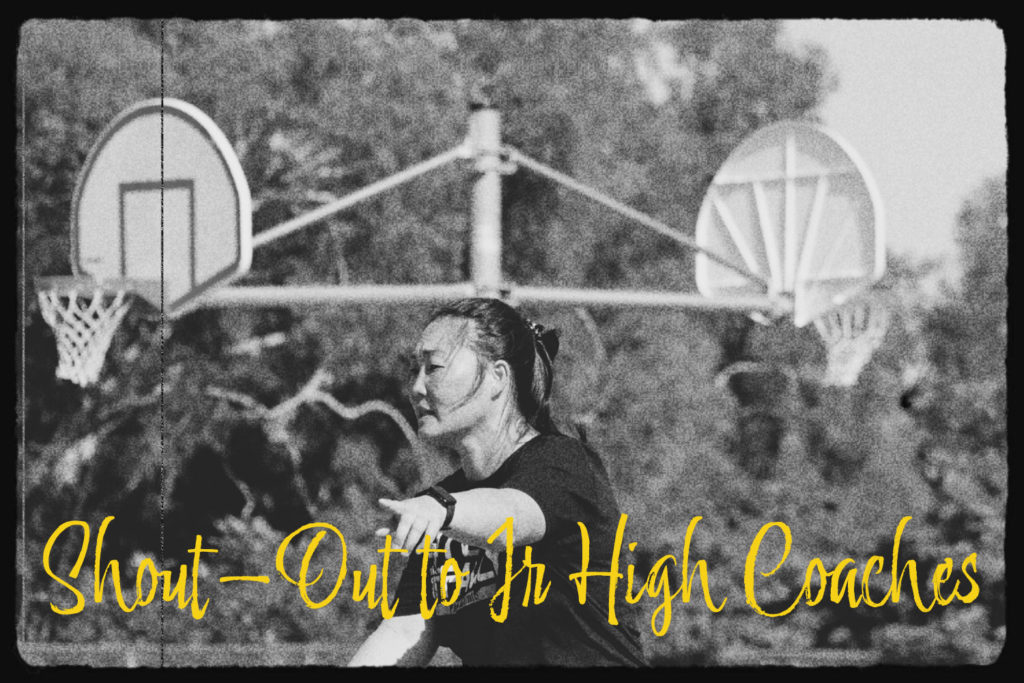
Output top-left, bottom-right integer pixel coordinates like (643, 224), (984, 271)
(423, 485), (457, 530)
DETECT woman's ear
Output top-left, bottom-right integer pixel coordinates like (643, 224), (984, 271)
(489, 359), (512, 400)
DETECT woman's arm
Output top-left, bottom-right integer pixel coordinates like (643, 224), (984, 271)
(348, 614), (439, 667)
(380, 487), (546, 551)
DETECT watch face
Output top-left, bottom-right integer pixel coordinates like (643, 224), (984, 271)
(431, 486), (455, 506)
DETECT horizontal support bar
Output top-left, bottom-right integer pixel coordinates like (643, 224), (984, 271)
(199, 283), (791, 317)
(200, 283), (477, 307)
(508, 285), (790, 314)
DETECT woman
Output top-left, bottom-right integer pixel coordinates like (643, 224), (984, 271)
(349, 298), (645, 667)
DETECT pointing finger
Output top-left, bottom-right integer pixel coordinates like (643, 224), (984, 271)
(394, 517), (412, 552)
(424, 522), (441, 548)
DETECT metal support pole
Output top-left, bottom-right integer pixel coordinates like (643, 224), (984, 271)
(201, 282), (790, 316)
(251, 145), (466, 249)
(203, 108), (789, 315)
(202, 282), (477, 307)
(468, 108), (504, 298)
(509, 284), (790, 314)
(505, 146), (771, 290)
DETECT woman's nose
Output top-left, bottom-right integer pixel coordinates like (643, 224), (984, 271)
(410, 367), (427, 398)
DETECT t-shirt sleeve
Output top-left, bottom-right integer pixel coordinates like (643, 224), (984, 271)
(501, 438), (613, 540)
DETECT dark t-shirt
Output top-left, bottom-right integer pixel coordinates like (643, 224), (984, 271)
(393, 434), (645, 667)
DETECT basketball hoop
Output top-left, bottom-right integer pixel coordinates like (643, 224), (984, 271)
(36, 277), (148, 387)
(813, 295), (890, 387)
(36, 97), (253, 389)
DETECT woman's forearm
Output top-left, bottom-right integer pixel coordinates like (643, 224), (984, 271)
(445, 487), (546, 548)
(379, 486), (547, 553)
(348, 614), (438, 667)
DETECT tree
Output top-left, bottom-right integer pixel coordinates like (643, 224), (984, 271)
(888, 175), (1007, 664)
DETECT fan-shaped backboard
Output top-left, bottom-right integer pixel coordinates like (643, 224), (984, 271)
(695, 121), (885, 327)
(72, 98), (252, 317)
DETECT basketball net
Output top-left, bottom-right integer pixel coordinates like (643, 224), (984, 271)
(813, 297), (890, 387)
(37, 284), (132, 387)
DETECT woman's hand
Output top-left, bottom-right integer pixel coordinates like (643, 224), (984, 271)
(378, 496), (447, 551)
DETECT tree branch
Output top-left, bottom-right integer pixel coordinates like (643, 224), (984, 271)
(205, 369), (422, 450)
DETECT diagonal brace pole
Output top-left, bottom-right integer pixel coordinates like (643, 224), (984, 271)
(252, 144), (468, 249)
(503, 146), (771, 290)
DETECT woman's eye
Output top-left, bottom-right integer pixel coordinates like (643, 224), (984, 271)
(406, 362), (442, 379)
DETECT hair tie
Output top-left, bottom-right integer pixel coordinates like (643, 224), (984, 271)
(527, 320), (560, 362)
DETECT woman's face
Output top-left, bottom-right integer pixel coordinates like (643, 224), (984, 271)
(409, 317), (494, 444)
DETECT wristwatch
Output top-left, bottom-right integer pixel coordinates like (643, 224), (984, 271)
(423, 485), (457, 531)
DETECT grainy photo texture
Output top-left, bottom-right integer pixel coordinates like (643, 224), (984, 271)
(16, 19), (1006, 667)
